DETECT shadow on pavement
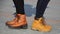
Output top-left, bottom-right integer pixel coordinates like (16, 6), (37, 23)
(13, 4), (36, 17)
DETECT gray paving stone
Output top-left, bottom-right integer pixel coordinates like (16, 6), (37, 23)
(0, 0), (60, 34)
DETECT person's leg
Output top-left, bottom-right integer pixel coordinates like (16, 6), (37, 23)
(13, 0), (25, 14)
(32, 0), (51, 32)
(35, 0), (50, 19)
(6, 0), (27, 28)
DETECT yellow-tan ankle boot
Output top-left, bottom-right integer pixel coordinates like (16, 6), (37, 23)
(31, 17), (51, 32)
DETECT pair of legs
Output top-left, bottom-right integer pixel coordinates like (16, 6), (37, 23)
(6, 0), (51, 32)
(13, 0), (50, 19)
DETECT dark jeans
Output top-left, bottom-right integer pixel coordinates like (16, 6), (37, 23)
(13, 0), (50, 19)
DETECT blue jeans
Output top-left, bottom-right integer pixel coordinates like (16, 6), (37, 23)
(13, 0), (50, 19)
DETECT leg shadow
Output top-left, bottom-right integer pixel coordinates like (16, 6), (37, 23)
(13, 4), (36, 17)
(24, 4), (36, 17)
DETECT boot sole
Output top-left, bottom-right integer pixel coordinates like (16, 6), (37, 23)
(6, 24), (28, 29)
(31, 27), (51, 32)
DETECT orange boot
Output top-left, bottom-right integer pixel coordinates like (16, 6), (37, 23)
(8, 14), (27, 29)
(31, 17), (51, 32)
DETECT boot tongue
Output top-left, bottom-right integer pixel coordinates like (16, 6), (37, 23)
(39, 17), (43, 21)
(38, 18), (46, 26)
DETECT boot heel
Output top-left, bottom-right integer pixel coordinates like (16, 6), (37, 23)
(21, 24), (28, 29)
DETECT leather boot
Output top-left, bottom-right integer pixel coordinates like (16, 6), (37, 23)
(8, 14), (27, 29)
(31, 17), (51, 32)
